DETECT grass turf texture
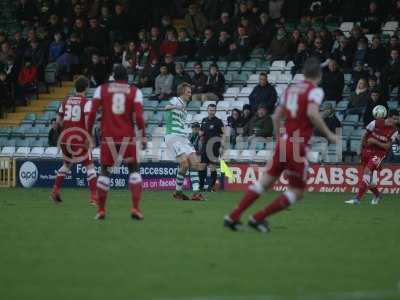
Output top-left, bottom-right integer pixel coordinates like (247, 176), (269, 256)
(0, 189), (400, 300)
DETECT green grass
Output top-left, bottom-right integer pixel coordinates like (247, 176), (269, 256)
(0, 188), (400, 300)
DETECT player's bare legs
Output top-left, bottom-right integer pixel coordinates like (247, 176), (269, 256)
(95, 166), (111, 220)
(224, 173), (278, 231)
(51, 162), (72, 203)
(127, 161), (144, 220)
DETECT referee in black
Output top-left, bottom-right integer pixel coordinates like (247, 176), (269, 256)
(199, 103), (224, 191)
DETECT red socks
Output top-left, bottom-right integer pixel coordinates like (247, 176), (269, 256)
(129, 173), (143, 211)
(252, 193), (291, 221)
(96, 176), (110, 213)
(229, 183), (263, 221)
(86, 168), (97, 202)
(52, 166), (68, 194)
(356, 179), (369, 200)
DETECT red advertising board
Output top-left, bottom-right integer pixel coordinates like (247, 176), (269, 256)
(224, 164), (400, 194)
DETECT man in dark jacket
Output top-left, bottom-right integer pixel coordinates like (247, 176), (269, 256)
(248, 73), (277, 113)
(321, 60), (345, 102)
(191, 63), (208, 101)
(383, 49), (400, 95)
(316, 103), (341, 136)
(195, 28), (217, 61)
(242, 104), (273, 139)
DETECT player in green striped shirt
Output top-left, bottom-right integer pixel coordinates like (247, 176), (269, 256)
(165, 83), (204, 201)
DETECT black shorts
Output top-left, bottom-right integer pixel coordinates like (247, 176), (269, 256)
(201, 141), (220, 164)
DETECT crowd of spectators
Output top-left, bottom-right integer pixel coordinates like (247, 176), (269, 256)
(1, 0), (400, 145)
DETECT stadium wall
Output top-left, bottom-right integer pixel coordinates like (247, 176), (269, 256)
(14, 159), (400, 194)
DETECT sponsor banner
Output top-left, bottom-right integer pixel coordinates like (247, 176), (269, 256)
(16, 159), (191, 190)
(224, 164), (400, 194)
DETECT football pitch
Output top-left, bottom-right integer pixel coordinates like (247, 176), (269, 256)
(0, 188), (399, 300)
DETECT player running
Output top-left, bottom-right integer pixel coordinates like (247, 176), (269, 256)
(164, 82), (204, 201)
(346, 110), (399, 205)
(50, 76), (97, 204)
(224, 57), (339, 233)
(87, 65), (146, 220)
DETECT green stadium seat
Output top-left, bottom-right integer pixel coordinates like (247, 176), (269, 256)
(184, 61), (196, 72)
(202, 61), (213, 70)
(255, 60), (269, 72)
(25, 127), (40, 138)
(342, 114), (359, 127)
(187, 100), (201, 111)
(249, 48), (265, 59)
(227, 61), (242, 71)
(216, 61), (228, 72)
(0, 127), (11, 138)
(10, 127), (25, 139)
(143, 100), (158, 110)
(157, 100), (170, 110)
(241, 60), (257, 72)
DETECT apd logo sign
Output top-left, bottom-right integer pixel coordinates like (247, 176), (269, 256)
(19, 161), (39, 188)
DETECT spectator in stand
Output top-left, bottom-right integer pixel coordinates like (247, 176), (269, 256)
(228, 25), (250, 61)
(249, 73), (278, 114)
(71, 18), (86, 42)
(136, 40), (158, 72)
(227, 108), (244, 146)
(48, 118), (61, 147)
(351, 61), (370, 90)
(160, 16), (176, 39)
(17, 58), (38, 105)
(305, 28), (317, 49)
(366, 37), (387, 73)
(2, 56), (19, 85)
(24, 40), (46, 74)
(172, 63), (191, 94)
(332, 36), (354, 70)
(368, 75), (384, 94)
(99, 5), (112, 30)
(319, 28), (334, 52)
(321, 60), (344, 102)
(288, 29), (303, 58)
(11, 31), (27, 59)
(204, 64), (225, 101)
(267, 27), (290, 61)
(216, 30), (232, 60)
(153, 64), (174, 100)
(149, 26), (162, 52)
(86, 53), (108, 87)
(195, 28), (217, 61)
(162, 54), (176, 75)
(137, 73), (152, 88)
(268, 0), (285, 22)
(242, 104), (273, 140)
(316, 102), (341, 136)
(48, 32), (65, 62)
(47, 15), (63, 39)
(363, 88), (388, 126)
(353, 39), (369, 66)
(85, 17), (108, 55)
(0, 42), (15, 65)
(109, 42), (124, 69)
(348, 25), (365, 53)
(387, 35), (400, 54)
(57, 33), (82, 77)
(214, 12), (235, 36)
(392, 0), (400, 20)
(311, 37), (330, 66)
(292, 41), (310, 75)
(160, 30), (178, 57)
(122, 41), (138, 74)
(254, 12), (274, 49)
(347, 78), (369, 116)
(0, 71), (12, 116)
(191, 63), (208, 102)
(109, 2), (129, 42)
(185, 3), (208, 38)
(242, 104), (253, 125)
(16, 0), (38, 27)
(175, 28), (196, 61)
(361, 1), (382, 34)
(382, 49), (400, 95)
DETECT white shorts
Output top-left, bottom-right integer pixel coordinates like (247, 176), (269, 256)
(165, 135), (195, 158)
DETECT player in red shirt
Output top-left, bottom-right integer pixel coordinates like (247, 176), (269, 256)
(224, 58), (339, 233)
(346, 110), (399, 205)
(87, 65), (146, 220)
(50, 76), (97, 204)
